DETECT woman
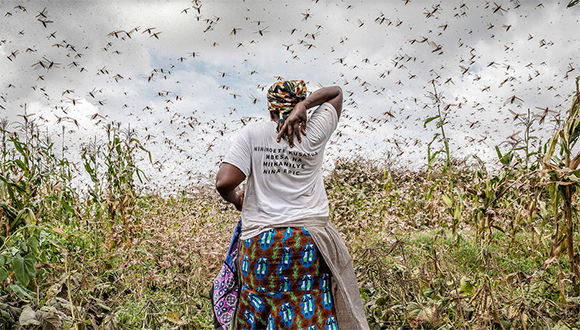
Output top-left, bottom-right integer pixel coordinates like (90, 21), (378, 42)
(216, 80), (368, 330)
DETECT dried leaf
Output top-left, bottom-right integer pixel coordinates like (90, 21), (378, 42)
(19, 305), (40, 326)
(52, 227), (69, 238)
(37, 309), (61, 330)
(166, 311), (186, 325)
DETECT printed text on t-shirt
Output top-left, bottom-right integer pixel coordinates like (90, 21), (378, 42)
(254, 146), (318, 176)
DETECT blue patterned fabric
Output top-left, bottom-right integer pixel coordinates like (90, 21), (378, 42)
(237, 227), (336, 330)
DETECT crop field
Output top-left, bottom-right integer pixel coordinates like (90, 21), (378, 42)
(2, 1), (580, 329)
(1, 83), (580, 329)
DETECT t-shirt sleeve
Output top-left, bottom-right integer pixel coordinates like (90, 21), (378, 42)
(306, 102), (339, 146)
(222, 127), (252, 177)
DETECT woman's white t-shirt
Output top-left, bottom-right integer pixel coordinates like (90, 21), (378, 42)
(223, 102), (338, 240)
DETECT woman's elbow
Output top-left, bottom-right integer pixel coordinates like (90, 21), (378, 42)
(215, 173), (232, 192)
(215, 177), (229, 192)
(215, 164), (245, 191)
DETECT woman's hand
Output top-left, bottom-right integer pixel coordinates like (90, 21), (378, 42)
(276, 102), (308, 148)
(275, 86), (343, 147)
(233, 185), (245, 211)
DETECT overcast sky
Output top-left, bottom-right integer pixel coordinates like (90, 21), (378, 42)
(0, 0), (579, 193)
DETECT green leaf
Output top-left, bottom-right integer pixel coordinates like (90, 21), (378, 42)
(12, 139), (25, 156)
(9, 283), (33, 300)
(61, 200), (75, 214)
(0, 254), (5, 266)
(0, 309), (10, 319)
(442, 194), (453, 207)
(83, 162), (93, 174)
(495, 145), (503, 161)
(0, 267), (8, 282)
(545, 135), (559, 161)
(28, 236), (39, 254)
(455, 203), (462, 221)
(568, 174), (580, 182)
(428, 150), (443, 166)
(375, 297), (386, 306)
(424, 115), (440, 128)
(460, 277), (474, 295)
(19, 240), (28, 253)
(14, 159), (28, 172)
(13, 254), (36, 286)
(426, 179), (440, 201)
(496, 146), (513, 165)
(16, 208), (36, 227)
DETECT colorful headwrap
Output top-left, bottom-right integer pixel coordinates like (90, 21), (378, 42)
(267, 80), (308, 139)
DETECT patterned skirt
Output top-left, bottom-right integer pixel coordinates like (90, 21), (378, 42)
(237, 227), (338, 330)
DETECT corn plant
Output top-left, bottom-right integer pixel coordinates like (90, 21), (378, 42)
(506, 108), (544, 250)
(1, 120), (50, 237)
(468, 153), (517, 242)
(425, 82), (453, 182)
(540, 76), (580, 283)
(425, 82), (464, 234)
(0, 118), (78, 313)
(82, 123), (151, 248)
